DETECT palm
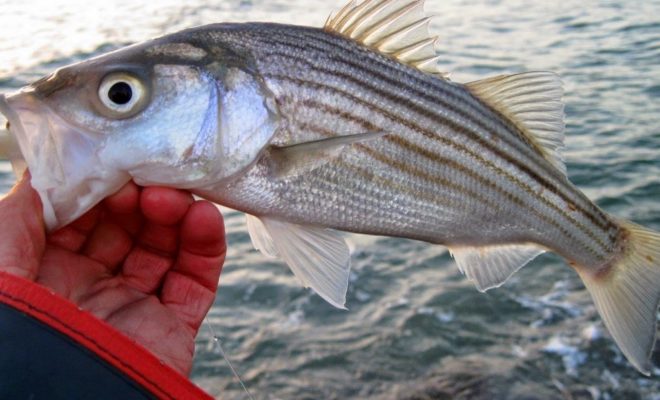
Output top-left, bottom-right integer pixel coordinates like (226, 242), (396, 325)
(0, 179), (225, 375)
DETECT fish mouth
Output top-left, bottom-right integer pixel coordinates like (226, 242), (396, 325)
(0, 91), (129, 230)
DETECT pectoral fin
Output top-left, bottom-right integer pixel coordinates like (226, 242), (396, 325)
(268, 131), (386, 177)
(246, 215), (351, 309)
(449, 243), (546, 291)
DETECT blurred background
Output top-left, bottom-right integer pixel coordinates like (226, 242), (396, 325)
(1, 0), (659, 398)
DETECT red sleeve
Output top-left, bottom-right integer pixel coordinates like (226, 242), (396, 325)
(0, 271), (213, 400)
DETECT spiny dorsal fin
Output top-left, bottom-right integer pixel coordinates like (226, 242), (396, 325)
(325, 0), (449, 78)
(466, 72), (567, 175)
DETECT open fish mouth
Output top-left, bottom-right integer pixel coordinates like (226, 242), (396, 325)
(0, 91), (129, 230)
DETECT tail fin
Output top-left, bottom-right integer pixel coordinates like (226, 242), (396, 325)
(577, 221), (660, 375)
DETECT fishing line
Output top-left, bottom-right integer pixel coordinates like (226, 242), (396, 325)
(204, 317), (255, 400)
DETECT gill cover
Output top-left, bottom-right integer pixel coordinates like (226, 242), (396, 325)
(212, 67), (279, 180)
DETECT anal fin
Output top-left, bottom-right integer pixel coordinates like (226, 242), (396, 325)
(246, 215), (351, 309)
(449, 244), (546, 291)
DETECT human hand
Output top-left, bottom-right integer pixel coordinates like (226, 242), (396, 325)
(0, 173), (226, 376)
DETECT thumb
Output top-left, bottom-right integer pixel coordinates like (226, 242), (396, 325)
(0, 171), (46, 280)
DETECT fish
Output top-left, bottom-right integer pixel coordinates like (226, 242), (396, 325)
(0, 0), (658, 375)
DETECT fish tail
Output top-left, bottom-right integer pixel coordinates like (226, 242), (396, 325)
(576, 220), (660, 375)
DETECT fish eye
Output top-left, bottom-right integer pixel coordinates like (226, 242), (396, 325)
(97, 72), (147, 117)
(108, 82), (132, 105)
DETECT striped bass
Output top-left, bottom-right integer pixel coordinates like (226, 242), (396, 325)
(0, 0), (657, 375)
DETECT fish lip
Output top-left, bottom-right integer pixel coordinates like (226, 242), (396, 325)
(0, 91), (129, 230)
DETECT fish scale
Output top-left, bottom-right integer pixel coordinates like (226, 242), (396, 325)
(255, 27), (616, 234)
(254, 48), (612, 242)
(258, 30), (564, 181)
(199, 24), (615, 264)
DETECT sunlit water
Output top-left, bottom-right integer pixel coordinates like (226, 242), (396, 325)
(1, 1), (659, 399)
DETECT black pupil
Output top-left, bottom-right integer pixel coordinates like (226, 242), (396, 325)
(108, 82), (133, 105)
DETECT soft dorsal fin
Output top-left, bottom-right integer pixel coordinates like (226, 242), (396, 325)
(466, 72), (567, 175)
(325, 0), (449, 78)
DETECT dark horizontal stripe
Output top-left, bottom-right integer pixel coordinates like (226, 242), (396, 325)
(260, 31), (551, 174)
(286, 119), (508, 221)
(303, 118), (590, 254)
(297, 28), (565, 170)
(282, 97), (604, 257)
(272, 80), (610, 254)
(256, 30), (616, 233)
(258, 49), (615, 240)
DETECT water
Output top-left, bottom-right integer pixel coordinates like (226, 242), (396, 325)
(1, 0), (659, 398)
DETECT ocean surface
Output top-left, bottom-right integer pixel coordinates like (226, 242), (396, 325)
(1, 0), (659, 398)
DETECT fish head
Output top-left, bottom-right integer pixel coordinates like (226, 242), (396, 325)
(0, 37), (279, 230)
